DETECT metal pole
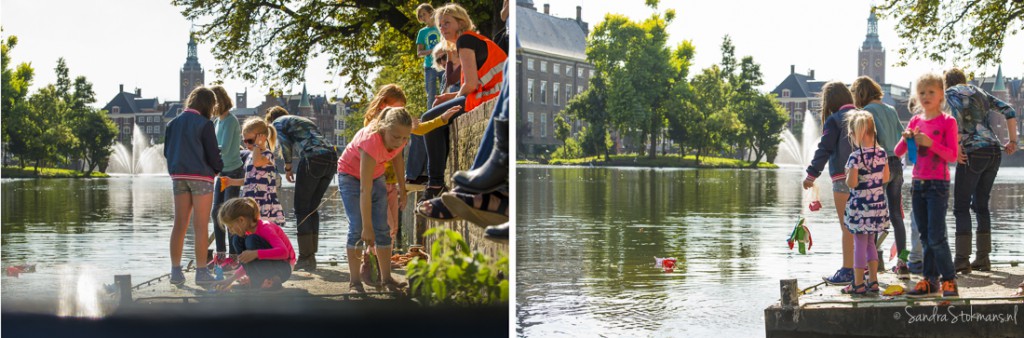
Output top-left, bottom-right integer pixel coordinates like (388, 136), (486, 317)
(115, 274), (132, 306)
(780, 279), (799, 308)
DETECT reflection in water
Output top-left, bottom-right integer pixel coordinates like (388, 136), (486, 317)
(2, 176), (350, 316)
(517, 166), (1024, 337)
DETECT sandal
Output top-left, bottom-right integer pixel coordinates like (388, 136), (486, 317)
(841, 283), (867, 295)
(441, 191), (509, 226)
(866, 281), (880, 293)
(382, 279), (407, 292)
(349, 281), (366, 294)
(416, 197), (459, 221)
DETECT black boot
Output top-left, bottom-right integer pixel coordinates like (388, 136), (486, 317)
(294, 234), (317, 272)
(971, 232), (991, 272)
(485, 223), (509, 241)
(954, 234), (972, 274)
(453, 117), (508, 194)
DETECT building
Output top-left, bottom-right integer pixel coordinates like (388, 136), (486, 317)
(102, 85), (169, 145)
(516, 0), (595, 155)
(970, 65), (1024, 145)
(858, 11), (885, 85)
(180, 33), (205, 102)
(770, 66), (825, 129)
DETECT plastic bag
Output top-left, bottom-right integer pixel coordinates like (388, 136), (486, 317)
(360, 245), (381, 286)
(806, 183), (822, 212)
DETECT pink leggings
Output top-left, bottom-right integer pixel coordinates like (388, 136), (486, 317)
(853, 233), (878, 270)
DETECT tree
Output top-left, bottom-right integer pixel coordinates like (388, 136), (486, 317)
(2, 33), (36, 168)
(565, 74), (612, 160)
(173, 0), (502, 99)
(77, 109), (119, 174)
(665, 40), (697, 157)
(23, 86), (74, 172)
(687, 66), (734, 164)
(553, 113), (571, 144)
(875, 1), (1023, 68)
(739, 94), (789, 167)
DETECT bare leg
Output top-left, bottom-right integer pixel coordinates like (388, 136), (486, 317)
(868, 260), (878, 284)
(376, 246), (396, 284)
(170, 194), (194, 267)
(834, 191), (853, 268)
(854, 268), (865, 286)
(347, 248), (363, 284)
(192, 193), (213, 267)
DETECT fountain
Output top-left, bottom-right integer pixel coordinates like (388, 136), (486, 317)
(107, 124), (167, 175)
(773, 110), (819, 166)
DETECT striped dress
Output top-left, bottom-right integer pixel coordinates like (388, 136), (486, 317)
(241, 149), (286, 225)
(843, 146), (890, 234)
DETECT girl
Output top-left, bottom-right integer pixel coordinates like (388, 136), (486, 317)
(337, 107), (413, 293)
(214, 197), (295, 291)
(223, 118), (285, 227)
(851, 76), (909, 280)
(163, 86), (223, 285)
(841, 110), (890, 295)
(803, 81), (858, 285)
(210, 85), (243, 265)
(896, 73), (960, 298)
(415, 3), (442, 109)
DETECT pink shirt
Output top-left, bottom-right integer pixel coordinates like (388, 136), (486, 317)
(337, 127), (405, 179)
(894, 113), (959, 181)
(253, 220), (296, 266)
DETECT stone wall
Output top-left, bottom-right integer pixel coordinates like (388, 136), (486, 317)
(399, 98), (507, 259)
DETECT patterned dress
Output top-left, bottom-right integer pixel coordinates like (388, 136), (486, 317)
(241, 148), (286, 225)
(844, 146), (890, 234)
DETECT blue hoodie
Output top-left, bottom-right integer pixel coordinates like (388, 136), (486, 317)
(806, 104), (856, 182)
(164, 109), (223, 182)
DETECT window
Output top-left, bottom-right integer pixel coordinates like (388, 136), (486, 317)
(176, 108), (183, 115)
(123, 127), (130, 135)
(566, 65), (573, 77)
(782, 89), (791, 98)
(540, 113), (547, 137)
(589, 69), (595, 78)
(554, 82), (560, 105)
(540, 81), (547, 104)
(566, 84), (573, 101)
(578, 67), (584, 78)
(528, 112), (534, 136)
(553, 63), (560, 76)
(540, 61), (547, 73)
(112, 106), (120, 114)
(527, 58), (534, 71)
(528, 79), (534, 102)
(578, 85), (583, 95)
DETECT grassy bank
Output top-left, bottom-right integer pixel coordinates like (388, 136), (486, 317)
(529, 154), (778, 169)
(1, 166), (110, 178)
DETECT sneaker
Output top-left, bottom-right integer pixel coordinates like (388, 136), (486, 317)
(893, 261), (911, 280)
(195, 268), (217, 285)
(823, 267), (854, 285)
(170, 267), (186, 285)
(941, 280), (959, 298)
(906, 279), (939, 298)
(907, 261), (924, 275)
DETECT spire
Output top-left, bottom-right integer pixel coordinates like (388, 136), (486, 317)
(993, 64), (1006, 91)
(299, 83), (311, 107)
(862, 9), (882, 50)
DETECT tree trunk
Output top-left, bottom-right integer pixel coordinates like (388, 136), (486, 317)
(34, 159), (41, 175)
(648, 131), (658, 160)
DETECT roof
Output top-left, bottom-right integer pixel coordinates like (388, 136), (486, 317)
(103, 92), (139, 114)
(516, 5), (588, 62)
(993, 65), (1006, 91)
(771, 72), (826, 98)
(163, 102), (183, 119)
(231, 108), (259, 118)
(134, 98), (159, 111)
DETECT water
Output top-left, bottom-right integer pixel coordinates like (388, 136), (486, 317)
(774, 110), (818, 166)
(1, 176), (351, 315)
(108, 125), (167, 175)
(516, 166), (1024, 337)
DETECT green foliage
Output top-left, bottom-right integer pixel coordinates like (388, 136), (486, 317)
(77, 109), (119, 174)
(737, 94), (789, 167)
(173, 0), (502, 101)
(565, 75), (612, 160)
(406, 229), (508, 306)
(553, 113), (571, 143)
(684, 65), (735, 163)
(875, 0), (1023, 68)
(546, 154), (778, 169)
(552, 137), (583, 160)
(0, 166), (109, 178)
(2, 33), (35, 158)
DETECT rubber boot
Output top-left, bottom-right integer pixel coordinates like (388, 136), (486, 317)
(971, 232), (991, 272)
(954, 233), (972, 274)
(453, 117), (508, 193)
(294, 234), (317, 272)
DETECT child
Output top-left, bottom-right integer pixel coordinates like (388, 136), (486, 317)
(337, 107), (413, 293)
(210, 85), (243, 265)
(164, 86), (223, 285)
(223, 118), (285, 227)
(803, 81), (858, 285)
(894, 73), (960, 298)
(415, 3), (442, 109)
(841, 110), (890, 295)
(214, 197), (295, 291)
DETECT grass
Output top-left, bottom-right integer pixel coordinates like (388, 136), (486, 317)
(1, 166), (110, 178)
(543, 154), (778, 169)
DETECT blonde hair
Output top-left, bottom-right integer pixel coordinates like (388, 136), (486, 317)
(364, 84), (407, 127)
(819, 81), (854, 125)
(210, 85), (234, 117)
(242, 117), (278, 151)
(845, 109), (877, 147)
(850, 76), (883, 109)
(431, 43), (451, 71)
(435, 3), (476, 35)
(370, 107), (413, 134)
(912, 73), (945, 114)
(218, 197), (261, 227)
(416, 3), (435, 23)
(185, 86), (217, 119)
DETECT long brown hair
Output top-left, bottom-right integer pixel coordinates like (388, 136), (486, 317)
(850, 76), (883, 109)
(363, 84), (407, 127)
(264, 106), (289, 124)
(210, 85), (233, 117)
(185, 86), (216, 119)
(819, 81), (854, 125)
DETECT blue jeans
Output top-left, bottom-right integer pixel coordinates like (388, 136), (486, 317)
(230, 234), (292, 284)
(338, 173), (390, 249)
(212, 166), (244, 253)
(885, 157), (907, 254)
(421, 96), (467, 186)
(425, 67), (442, 109)
(953, 146), (1001, 235)
(405, 134), (427, 181)
(294, 152), (337, 235)
(908, 212), (923, 263)
(912, 180), (955, 281)
(470, 62), (510, 169)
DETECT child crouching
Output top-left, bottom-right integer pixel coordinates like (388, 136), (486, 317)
(215, 197), (295, 290)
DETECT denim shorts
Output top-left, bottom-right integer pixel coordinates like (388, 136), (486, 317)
(338, 173), (390, 249)
(832, 179), (851, 194)
(172, 179), (214, 195)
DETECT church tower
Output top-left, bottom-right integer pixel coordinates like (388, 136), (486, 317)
(180, 32), (205, 102)
(858, 10), (885, 85)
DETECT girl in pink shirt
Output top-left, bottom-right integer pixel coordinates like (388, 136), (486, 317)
(214, 197), (295, 291)
(336, 107), (412, 293)
(893, 73), (960, 298)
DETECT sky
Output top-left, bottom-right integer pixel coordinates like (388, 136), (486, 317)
(538, 0), (1024, 92)
(2, 0), (340, 109)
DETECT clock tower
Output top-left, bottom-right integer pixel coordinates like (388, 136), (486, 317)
(858, 10), (885, 85)
(180, 32), (205, 102)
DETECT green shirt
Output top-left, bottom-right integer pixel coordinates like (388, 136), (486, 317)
(416, 26), (441, 69)
(863, 102), (903, 156)
(215, 113), (243, 172)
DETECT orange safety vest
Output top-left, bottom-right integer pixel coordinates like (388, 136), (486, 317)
(459, 30), (507, 112)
